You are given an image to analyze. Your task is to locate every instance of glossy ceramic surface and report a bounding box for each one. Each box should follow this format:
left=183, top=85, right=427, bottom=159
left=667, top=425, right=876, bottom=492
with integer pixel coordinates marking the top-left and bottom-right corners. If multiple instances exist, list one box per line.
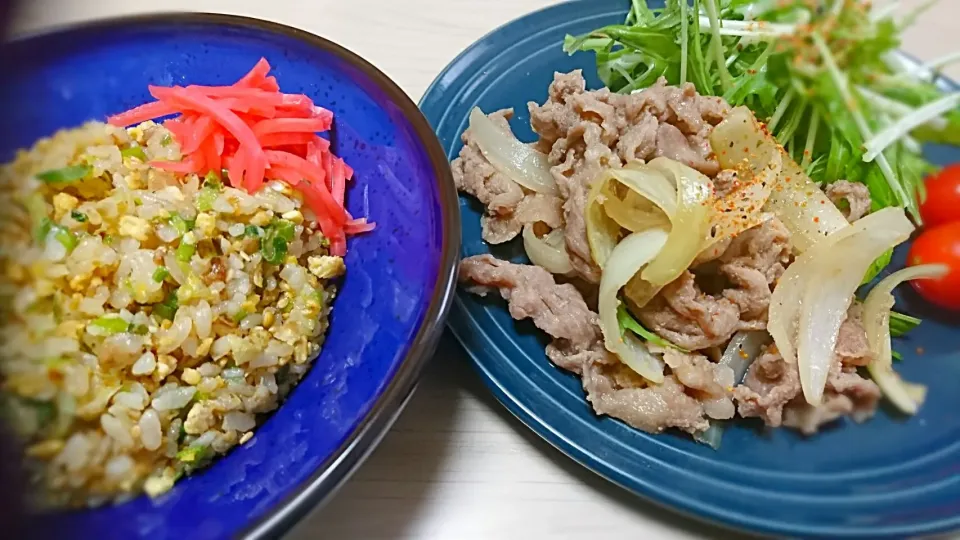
left=1, top=13, right=459, bottom=540
left=420, top=1, right=960, bottom=537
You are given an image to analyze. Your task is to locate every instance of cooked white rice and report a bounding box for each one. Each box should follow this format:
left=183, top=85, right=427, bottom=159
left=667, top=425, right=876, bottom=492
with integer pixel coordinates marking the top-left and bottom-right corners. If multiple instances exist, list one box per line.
left=0, top=121, right=343, bottom=507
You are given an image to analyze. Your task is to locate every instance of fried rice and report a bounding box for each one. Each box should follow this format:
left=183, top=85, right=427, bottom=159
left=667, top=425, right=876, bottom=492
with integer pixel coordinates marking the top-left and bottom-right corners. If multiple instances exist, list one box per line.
left=0, top=120, right=343, bottom=507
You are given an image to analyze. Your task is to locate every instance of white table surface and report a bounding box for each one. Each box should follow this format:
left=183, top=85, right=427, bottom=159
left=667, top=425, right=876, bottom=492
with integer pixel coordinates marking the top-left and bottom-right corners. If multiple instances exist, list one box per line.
left=10, top=1, right=960, bottom=539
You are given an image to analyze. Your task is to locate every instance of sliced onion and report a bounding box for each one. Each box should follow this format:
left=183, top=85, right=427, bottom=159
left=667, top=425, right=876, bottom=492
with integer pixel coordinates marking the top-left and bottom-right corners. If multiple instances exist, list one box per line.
left=720, top=331, right=771, bottom=382
left=695, top=330, right=771, bottom=450
left=769, top=208, right=914, bottom=406
left=693, top=424, right=724, bottom=449
left=522, top=224, right=573, bottom=275
left=602, top=187, right=671, bottom=232
left=769, top=217, right=869, bottom=385
left=765, top=157, right=849, bottom=253
left=586, top=159, right=714, bottom=309
left=708, top=107, right=784, bottom=246
left=639, top=158, right=714, bottom=286
left=862, top=264, right=947, bottom=414
left=585, top=177, right=625, bottom=269
left=709, top=106, right=846, bottom=253
left=585, top=162, right=676, bottom=269
left=608, top=163, right=679, bottom=214
left=597, top=228, right=670, bottom=383
left=468, top=107, right=558, bottom=196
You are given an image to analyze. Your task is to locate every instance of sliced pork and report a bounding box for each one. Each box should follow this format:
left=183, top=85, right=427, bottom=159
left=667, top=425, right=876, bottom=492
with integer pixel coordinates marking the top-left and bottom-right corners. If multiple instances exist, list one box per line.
left=825, top=179, right=872, bottom=223
left=636, top=218, right=791, bottom=350
left=734, top=312, right=882, bottom=435
left=459, top=255, right=731, bottom=435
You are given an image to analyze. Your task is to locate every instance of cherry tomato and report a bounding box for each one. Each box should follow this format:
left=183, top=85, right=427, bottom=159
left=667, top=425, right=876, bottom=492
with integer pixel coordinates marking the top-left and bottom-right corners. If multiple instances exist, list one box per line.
left=908, top=221, right=960, bottom=310
left=919, top=163, right=960, bottom=228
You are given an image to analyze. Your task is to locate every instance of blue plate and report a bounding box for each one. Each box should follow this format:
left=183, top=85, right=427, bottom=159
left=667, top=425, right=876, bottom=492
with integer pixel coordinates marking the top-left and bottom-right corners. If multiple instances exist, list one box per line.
left=1, top=13, right=459, bottom=540
left=420, top=1, right=960, bottom=537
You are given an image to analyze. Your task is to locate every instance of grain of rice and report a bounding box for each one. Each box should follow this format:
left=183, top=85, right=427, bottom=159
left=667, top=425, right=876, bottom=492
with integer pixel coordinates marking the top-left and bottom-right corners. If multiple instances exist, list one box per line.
left=131, top=352, right=157, bottom=375
left=100, top=414, right=134, bottom=448
left=222, top=411, right=256, bottom=433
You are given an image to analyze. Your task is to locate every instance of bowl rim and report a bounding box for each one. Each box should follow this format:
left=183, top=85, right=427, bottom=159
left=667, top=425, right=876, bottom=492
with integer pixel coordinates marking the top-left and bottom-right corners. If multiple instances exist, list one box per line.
left=5, top=11, right=461, bottom=539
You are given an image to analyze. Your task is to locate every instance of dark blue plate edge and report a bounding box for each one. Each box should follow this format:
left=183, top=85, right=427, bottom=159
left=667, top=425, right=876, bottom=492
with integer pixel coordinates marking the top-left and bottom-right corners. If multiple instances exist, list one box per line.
left=7, top=12, right=462, bottom=540
left=420, top=1, right=960, bottom=538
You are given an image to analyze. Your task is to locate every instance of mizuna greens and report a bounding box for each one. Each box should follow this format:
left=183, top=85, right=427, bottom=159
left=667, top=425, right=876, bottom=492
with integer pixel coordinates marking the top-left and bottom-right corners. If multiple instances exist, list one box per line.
left=564, top=0, right=960, bottom=228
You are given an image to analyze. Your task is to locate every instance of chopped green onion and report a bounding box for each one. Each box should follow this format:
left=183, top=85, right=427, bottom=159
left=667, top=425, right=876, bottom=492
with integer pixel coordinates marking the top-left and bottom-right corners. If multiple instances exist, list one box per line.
left=244, top=225, right=264, bottom=238
left=54, top=227, right=78, bottom=252
left=175, top=444, right=210, bottom=464
left=892, top=350, right=904, bottom=362
left=168, top=214, right=192, bottom=235
left=70, top=210, right=88, bottom=223
left=308, top=287, right=325, bottom=306
left=130, top=324, right=149, bottom=335
left=37, top=217, right=78, bottom=252
left=261, top=235, right=288, bottom=265
left=176, top=242, right=196, bottom=263
left=120, top=145, right=147, bottom=162
left=273, top=219, right=296, bottom=242
left=36, top=217, right=54, bottom=244
left=153, top=291, right=179, bottom=320
left=152, top=267, right=170, bottom=283
left=161, top=134, right=173, bottom=147
left=232, top=310, right=249, bottom=323
left=36, top=165, right=91, bottom=184
left=90, top=315, right=130, bottom=335
left=196, top=173, right=223, bottom=211
left=202, top=170, right=223, bottom=189
left=196, top=189, right=218, bottom=212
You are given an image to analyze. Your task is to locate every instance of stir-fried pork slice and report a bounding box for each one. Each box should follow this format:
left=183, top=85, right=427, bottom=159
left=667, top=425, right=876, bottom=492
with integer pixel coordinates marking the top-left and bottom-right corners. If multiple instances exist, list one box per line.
left=825, top=180, right=872, bottom=223
left=734, top=307, right=882, bottom=434
left=637, top=271, right=745, bottom=350
left=637, top=218, right=792, bottom=349
left=459, top=254, right=599, bottom=373
left=582, top=366, right=710, bottom=434
left=459, top=255, right=727, bottom=434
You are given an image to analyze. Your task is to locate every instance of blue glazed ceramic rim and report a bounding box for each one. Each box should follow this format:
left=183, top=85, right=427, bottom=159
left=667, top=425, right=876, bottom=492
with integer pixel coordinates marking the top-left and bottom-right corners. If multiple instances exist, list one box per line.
left=421, top=1, right=960, bottom=538
left=8, top=12, right=461, bottom=540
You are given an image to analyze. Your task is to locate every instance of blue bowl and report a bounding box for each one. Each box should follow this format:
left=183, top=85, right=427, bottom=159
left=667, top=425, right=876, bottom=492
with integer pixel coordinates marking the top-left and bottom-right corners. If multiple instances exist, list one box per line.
left=421, top=0, right=960, bottom=537
left=0, top=13, right=459, bottom=540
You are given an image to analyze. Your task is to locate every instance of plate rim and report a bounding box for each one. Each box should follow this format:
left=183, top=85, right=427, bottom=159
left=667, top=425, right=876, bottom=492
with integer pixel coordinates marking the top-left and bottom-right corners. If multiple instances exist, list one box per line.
left=5, top=12, right=462, bottom=540
left=420, top=1, right=960, bottom=538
